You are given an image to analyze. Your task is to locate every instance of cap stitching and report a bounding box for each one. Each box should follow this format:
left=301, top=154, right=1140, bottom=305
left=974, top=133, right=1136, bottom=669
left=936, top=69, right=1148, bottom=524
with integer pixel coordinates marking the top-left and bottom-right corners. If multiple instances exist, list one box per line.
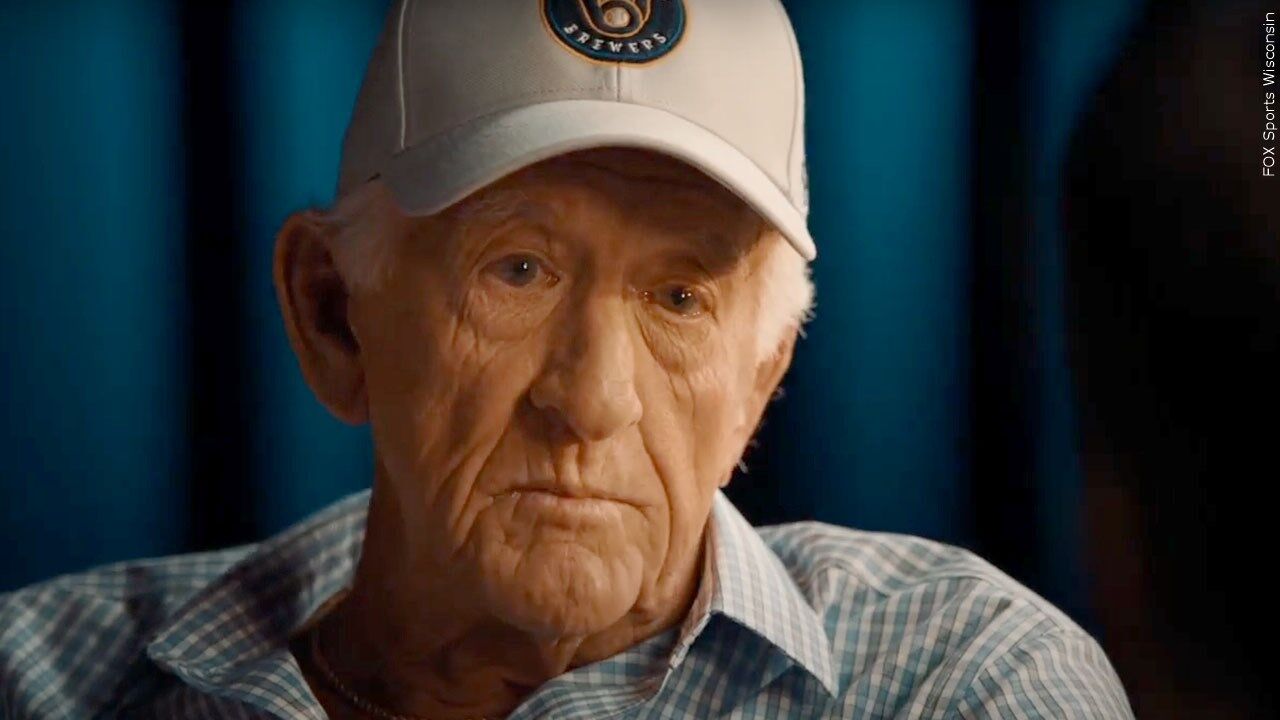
left=396, top=0, right=412, bottom=150
left=768, top=0, right=802, bottom=205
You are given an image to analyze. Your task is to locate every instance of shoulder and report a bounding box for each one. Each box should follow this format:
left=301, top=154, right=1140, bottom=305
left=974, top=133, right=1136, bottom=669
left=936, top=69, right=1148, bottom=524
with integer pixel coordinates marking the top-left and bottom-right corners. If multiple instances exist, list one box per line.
left=0, top=546, right=252, bottom=717
left=758, top=521, right=1133, bottom=717
left=761, top=521, right=1023, bottom=589
left=759, top=520, right=1075, bottom=624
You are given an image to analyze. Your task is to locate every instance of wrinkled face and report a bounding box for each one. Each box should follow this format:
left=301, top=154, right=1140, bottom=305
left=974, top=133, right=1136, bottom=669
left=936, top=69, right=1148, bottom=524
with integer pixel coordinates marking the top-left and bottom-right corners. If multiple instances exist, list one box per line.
left=348, top=149, right=787, bottom=638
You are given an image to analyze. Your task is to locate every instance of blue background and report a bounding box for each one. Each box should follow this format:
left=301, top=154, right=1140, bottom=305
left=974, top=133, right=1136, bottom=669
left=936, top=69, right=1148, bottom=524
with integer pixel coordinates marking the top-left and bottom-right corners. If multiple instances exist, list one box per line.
left=0, top=0, right=1140, bottom=638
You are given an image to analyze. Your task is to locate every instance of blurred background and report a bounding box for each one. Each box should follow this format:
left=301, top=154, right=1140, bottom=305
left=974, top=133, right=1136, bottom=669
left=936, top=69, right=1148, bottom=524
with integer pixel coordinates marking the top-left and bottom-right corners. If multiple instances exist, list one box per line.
left=2, top=0, right=1274, bottom=714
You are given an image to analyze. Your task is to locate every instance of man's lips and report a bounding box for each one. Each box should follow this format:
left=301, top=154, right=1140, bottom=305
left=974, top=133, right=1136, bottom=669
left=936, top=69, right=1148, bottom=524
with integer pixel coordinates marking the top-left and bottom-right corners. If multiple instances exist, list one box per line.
left=494, top=482, right=641, bottom=509
left=499, top=483, right=618, bottom=502
left=490, top=486, right=633, bottom=524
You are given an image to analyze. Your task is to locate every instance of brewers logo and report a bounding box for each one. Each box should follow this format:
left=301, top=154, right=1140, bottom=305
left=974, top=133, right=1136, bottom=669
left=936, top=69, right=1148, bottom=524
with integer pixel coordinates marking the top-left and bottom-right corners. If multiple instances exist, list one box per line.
left=544, top=0, right=686, bottom=64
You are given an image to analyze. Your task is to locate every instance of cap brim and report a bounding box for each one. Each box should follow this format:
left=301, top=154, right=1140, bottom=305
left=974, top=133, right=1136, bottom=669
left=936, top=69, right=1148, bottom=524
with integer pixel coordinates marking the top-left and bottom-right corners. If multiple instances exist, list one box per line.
left=380, top=99, right=816, bottom=261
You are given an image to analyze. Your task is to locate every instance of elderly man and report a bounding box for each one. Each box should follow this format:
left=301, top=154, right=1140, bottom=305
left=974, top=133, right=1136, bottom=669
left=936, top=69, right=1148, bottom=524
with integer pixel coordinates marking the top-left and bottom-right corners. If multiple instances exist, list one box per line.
left=0, top=1, right=1131, bottom=718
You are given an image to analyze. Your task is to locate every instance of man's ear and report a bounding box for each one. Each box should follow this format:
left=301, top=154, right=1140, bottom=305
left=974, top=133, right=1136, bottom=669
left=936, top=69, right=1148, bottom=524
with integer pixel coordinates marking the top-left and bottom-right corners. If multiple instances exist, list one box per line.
left=273, top=211, right=369, bottom=425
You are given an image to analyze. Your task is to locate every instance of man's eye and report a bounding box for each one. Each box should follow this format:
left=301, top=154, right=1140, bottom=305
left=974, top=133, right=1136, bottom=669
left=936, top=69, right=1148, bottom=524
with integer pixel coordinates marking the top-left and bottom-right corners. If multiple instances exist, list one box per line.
left=645, top=284, right=706, bottom=317
left=485, top=254, right=554, bottom=288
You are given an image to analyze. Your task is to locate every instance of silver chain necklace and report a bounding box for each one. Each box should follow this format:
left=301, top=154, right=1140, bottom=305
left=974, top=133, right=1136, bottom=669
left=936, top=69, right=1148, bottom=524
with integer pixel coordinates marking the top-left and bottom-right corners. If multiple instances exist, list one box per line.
left=308, top=628, right=493, bottom=720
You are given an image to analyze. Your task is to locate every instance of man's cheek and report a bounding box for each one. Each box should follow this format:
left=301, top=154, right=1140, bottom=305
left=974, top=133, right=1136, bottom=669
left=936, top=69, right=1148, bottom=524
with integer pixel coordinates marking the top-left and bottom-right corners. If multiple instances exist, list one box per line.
left=408, top=326, right=523, bottom=450
left=688, top=382, right=747, bottom=486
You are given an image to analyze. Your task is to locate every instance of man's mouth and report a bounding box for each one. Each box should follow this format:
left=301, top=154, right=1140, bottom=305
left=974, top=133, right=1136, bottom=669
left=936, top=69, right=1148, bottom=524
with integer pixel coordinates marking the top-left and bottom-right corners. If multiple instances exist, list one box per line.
left=499, top=481, right=627, bottom=503
left=494, top=482, right=639, bottom=519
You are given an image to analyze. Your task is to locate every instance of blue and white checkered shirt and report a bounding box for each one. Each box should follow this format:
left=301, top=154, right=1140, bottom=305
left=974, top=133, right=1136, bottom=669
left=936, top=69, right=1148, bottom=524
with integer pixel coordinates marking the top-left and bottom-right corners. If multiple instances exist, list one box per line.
left=0, top=491, right=1132, bottom=718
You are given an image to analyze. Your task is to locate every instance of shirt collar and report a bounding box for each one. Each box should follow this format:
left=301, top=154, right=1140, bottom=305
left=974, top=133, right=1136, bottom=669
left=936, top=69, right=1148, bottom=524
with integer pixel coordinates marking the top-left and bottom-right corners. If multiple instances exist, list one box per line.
left=146, top=492, right=368, bottom=719
left=672, top=492, right=838, bottom=697
left=147, top=489, right=836, bottom=711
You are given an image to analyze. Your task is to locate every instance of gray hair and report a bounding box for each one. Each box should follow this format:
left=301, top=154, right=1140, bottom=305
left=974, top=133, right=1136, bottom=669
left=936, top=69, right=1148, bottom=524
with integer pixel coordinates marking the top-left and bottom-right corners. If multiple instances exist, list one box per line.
left=316, top=180, right=814, bottom=362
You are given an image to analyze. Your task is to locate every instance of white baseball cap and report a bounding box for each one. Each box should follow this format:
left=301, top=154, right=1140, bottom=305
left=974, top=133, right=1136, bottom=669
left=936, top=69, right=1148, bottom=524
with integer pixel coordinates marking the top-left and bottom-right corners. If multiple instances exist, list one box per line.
left=339, top=0, right=815, bottom=260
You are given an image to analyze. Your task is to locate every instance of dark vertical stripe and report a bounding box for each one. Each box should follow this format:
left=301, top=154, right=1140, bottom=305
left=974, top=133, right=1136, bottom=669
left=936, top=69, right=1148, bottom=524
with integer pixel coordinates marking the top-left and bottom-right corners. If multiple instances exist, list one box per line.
left=969, top=0, right=1041, bottom=586
left=180, top=2, right=256, bottom=550
left=1027, top=0, right=1143, bottom=629
left=233, top=0, right=384, bottom=535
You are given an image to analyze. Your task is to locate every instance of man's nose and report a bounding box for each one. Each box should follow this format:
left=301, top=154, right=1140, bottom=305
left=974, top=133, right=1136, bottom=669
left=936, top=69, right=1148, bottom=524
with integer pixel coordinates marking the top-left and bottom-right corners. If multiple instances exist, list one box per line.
left=528, top=297, right=643, bottom=443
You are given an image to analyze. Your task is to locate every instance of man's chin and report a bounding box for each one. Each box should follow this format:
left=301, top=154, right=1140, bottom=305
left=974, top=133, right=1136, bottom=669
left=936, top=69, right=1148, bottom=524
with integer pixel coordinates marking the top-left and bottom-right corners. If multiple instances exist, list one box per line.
left=476, top=540, right=645, bottom=638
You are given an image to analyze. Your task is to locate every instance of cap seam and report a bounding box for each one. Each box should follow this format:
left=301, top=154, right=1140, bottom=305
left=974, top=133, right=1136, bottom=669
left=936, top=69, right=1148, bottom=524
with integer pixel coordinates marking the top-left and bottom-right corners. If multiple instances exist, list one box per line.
left=396, top=0, right=412, bottom=150
left=767, top=0, right=802, bottom=204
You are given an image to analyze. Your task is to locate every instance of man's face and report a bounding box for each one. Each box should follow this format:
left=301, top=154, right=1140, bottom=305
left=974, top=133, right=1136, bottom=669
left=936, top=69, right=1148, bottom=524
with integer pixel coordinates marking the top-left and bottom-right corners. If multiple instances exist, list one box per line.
left=346, top=148, right=787, bottom=638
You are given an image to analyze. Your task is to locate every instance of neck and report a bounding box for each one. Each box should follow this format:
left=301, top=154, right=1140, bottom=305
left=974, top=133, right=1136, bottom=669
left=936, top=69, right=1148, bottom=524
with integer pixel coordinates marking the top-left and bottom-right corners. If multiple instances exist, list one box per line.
left=310, top=479, right=705, bottom=720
